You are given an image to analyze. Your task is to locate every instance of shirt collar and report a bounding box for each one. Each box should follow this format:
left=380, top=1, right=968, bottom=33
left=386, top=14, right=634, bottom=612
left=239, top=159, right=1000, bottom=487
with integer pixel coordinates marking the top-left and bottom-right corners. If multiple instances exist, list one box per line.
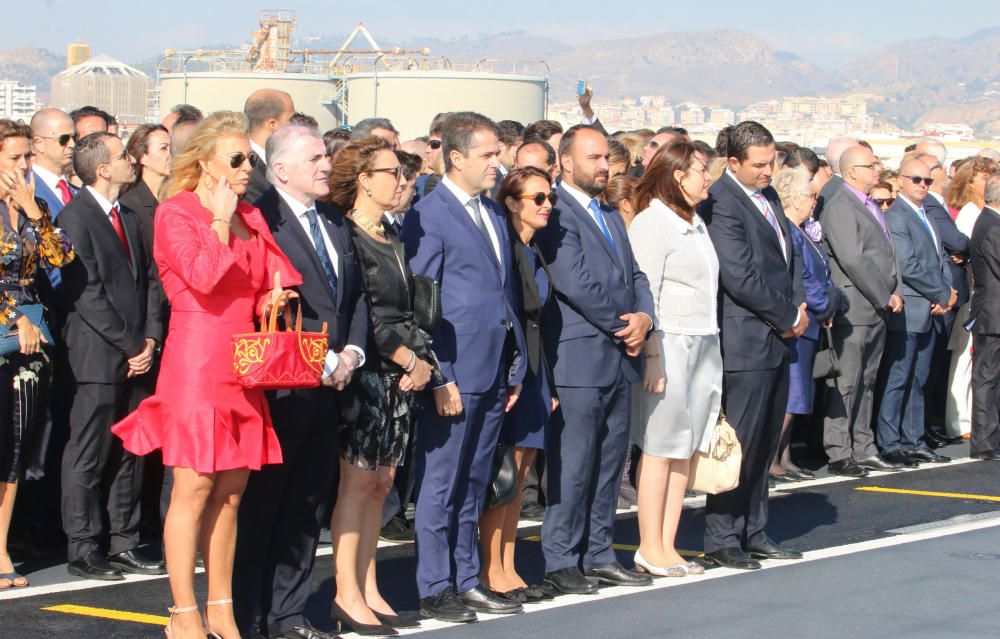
left=725, top=168, right=761, bottom=199
left=842, top=182, right=873, bottom=206
left=85, top=186, right=115, bottom=215
left=928, top=191, right=945, bottom=206
left=560, top=180, right=598, bottom=211
left=897, top=194, right=922, bottom=214
left=441, top=175, right=481, bottom=207
left=650, top=198, right=703, bottom=234
left=275, top=186, right=315, bottom=218
left=32, top=164, right=64, bottom=192
left=250, top=140, right=267, bottom=164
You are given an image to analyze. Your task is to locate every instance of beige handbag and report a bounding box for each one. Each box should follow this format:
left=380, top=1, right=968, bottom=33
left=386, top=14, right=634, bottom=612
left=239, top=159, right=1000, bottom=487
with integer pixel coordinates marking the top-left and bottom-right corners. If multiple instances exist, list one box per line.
left=687, top=413, right=742, bottom=495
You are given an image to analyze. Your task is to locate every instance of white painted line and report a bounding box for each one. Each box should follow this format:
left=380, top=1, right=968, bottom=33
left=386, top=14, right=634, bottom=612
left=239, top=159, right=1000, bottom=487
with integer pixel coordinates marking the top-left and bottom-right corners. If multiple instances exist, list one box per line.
left=368, top=511, right=1000, bottom=637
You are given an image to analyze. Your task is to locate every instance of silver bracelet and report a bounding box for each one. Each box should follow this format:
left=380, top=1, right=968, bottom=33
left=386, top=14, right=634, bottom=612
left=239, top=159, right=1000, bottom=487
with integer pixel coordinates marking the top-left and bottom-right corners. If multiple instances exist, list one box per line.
left=403, top=349, right=417, bottom=372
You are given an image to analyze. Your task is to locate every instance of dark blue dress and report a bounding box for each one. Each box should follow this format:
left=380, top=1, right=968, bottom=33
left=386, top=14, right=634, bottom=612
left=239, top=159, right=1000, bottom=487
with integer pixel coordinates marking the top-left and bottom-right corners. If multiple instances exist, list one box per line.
left=500, top=245, right=552, bottom=450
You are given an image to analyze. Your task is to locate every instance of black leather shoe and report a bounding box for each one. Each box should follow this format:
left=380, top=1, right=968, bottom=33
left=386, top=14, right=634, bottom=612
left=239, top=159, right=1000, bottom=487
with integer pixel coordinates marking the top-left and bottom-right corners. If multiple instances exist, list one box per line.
left=372, top=611, right=421, bottom=629
left=329, top=601, right=397, bottom=636
left=785, top=467, right=815, bottom=480
left=458, top=584, right=522, bottom=615
left=768, top=471, right=799, bottom=483
left=883, top=450, right=919, bottom=467
left=973, top=451, right=1000, bottom=461
left=745, top=538, right=803, bottom=560
left=543, top=567, right=599, bottom=595
left=585, top=562, right=652, bottom=587
left=855, top=455, right=903, bottom=472
left=419, top=588, right=476, bottom=623
left=108, top=550, right=166, bottom=575
left=67, top=551, right=124, bottom=581
left=519, top=500, right=546, bottom=522
left=378, top=516, right=415, bottom=543
left=278, top=622, right=341, bottom=639
left=702, top=548, right=760, bottom=570
left=521, top=584, right=552, bottom=602
left=908, top=448, right=951, bottom=463
left=828, top=459, right=869, bottom=477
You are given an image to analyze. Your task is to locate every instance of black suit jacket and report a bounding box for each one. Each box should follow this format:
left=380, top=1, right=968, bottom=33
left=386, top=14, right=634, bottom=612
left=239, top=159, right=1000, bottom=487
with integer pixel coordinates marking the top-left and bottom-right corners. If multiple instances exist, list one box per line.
left=924, top=194, right=970, bottom=307
left=813, top=174, right=843, bottom=222
left=119, top=180, right=158, bottom=259
left=701, top=171, right=802, bottom=372
left=244, top=159, right=270, bottom=205
left=58, top=188, right=165, bottom=383
left=255, top=187, right=368, bottom=363
left=970, top=206, right=1000, bottom=335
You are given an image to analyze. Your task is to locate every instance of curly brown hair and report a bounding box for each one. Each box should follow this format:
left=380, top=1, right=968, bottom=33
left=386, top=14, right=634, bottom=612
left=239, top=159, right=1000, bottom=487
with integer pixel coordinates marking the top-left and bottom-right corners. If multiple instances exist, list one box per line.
left=325, top=136, right=393, bottom=210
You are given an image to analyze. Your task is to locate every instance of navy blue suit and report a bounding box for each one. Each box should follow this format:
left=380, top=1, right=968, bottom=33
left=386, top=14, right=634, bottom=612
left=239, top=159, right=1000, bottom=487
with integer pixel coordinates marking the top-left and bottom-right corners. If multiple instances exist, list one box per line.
left=701, top=171, right=801, bottom=553
left=535, top=182, right=654, bottom=572
left=402, top=181, right=526, bottom=598
left=877, top=198, right=952, bottom=455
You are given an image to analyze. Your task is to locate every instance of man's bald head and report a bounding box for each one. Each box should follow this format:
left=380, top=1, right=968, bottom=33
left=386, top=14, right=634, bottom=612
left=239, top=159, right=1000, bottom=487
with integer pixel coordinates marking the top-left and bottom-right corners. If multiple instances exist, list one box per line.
left=898, top=157, right=932, bottom=205
left=840, top=146, right=879, bottom=193
left=244, top=89, right=295, bottom=142
left=29, top=108, right=76, bottom=174
left=917, top=153, right=947, bottom=194
left=825, top=136, right=860, bottom=176
left=30, top=108, right=72, bottom=135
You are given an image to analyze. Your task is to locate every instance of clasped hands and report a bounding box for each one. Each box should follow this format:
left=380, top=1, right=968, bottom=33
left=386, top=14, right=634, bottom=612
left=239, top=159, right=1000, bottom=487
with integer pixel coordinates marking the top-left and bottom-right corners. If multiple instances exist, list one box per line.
left=616, top=312, right=653, bottom=357
left=931, top=288, right=959, bottom=316
left=780, top=303, right=810, bottom=339
left=127, top=338, right=157, bottom=378
left=321, top=349, right=358, bottom=390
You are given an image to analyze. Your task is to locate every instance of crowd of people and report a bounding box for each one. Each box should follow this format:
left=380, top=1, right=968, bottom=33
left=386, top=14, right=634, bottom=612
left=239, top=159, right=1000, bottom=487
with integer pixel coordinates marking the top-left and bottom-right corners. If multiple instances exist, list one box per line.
left=0, top=88, right=998, bottom=639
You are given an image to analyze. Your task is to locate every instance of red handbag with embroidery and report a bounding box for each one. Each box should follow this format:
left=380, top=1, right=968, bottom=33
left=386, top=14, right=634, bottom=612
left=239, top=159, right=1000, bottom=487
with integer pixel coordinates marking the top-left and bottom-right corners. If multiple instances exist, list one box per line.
left=232, top=292, right=328, bottom=390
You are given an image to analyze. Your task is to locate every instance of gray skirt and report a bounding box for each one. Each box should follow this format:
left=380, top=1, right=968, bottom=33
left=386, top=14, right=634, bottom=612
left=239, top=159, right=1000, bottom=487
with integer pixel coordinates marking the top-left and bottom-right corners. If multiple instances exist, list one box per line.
left=632, top=332, right=722, bottom=459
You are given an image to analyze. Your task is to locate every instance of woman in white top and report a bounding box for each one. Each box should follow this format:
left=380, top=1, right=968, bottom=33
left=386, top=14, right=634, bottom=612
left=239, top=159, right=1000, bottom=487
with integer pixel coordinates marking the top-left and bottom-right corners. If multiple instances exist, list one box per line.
left=947, top=156, right=998, bottom=438
left=627, top=141, right=721, bottom=577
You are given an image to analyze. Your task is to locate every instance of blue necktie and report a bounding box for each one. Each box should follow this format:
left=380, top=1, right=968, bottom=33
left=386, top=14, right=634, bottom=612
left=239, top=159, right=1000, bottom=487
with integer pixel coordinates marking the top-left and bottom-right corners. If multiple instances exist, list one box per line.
left=915, top=206, right=938, bottom=249
left=588, top=199, right=616, bottom=252
left=304, top=208, right=338, bottom=299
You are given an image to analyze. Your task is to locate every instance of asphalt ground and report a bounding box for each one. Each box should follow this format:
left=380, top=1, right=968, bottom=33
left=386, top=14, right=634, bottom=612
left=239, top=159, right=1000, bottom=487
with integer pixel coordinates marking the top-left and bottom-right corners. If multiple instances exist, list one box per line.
left=3, top=440, right=999, bottom=638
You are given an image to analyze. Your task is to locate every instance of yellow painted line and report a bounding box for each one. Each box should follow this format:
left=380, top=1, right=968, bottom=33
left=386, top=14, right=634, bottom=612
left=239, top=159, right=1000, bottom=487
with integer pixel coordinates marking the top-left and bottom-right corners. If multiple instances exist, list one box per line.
left=42, top=604, right=168, bottom=626
left=520, top=535, right=703, bottom=557
left=856, top=486, right=1000, bottom=503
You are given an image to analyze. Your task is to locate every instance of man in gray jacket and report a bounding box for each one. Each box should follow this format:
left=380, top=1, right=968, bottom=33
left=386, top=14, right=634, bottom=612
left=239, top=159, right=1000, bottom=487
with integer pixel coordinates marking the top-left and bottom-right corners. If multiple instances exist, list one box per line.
left=821, top=146, right=904, bottom=477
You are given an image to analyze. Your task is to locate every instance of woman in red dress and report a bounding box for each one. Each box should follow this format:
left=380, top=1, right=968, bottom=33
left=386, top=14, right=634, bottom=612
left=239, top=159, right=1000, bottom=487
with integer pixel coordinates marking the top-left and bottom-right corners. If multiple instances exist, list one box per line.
left=112, top=111, right=301, bottom=639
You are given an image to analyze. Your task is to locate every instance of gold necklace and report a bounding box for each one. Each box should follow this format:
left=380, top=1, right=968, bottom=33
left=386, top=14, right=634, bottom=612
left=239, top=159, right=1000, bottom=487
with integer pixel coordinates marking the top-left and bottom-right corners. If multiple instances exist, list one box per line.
left=349, top=208, right=385, bottom=236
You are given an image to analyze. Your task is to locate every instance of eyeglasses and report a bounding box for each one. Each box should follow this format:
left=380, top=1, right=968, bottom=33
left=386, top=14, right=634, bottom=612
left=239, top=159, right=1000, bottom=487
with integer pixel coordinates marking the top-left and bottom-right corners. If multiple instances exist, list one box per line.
left=873, top=197, right=895, bottom=207
left=852, top=164, right=878, bottom=171
left=902, top=175, right=934, bottom=186
left=519, top=192, right=558, bottom=206
left=369, top=166, right=403, bottom=180
left=926, top=163, right=942, bottom=172
left=217, top=151, right=258, bottom=169
left=112, top=148, right=131, bottom=163
left=428, top=139, right=442, bottom=150
left=39, top=134, right=74, bottom=147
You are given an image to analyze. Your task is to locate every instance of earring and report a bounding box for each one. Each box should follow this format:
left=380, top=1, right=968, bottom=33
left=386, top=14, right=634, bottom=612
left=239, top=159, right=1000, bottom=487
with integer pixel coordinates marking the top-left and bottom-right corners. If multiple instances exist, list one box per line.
left=365, top=188, right=372, bottom=198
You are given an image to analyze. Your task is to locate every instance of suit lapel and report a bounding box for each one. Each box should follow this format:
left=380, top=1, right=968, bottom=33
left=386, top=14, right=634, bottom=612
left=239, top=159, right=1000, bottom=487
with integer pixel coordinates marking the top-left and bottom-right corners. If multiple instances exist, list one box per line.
left=440, top=188, right=501, bottom=272
left=558, top=183, right=619, bottom=265
left=32, top=172, right=63, bottom=218
left=79, top=189, right=133, bottom=270
left=272, top=191, right=338, bottom=306
left=119, top=206, right=141, bottom=279
left=722, top=173, right=785, bottom=258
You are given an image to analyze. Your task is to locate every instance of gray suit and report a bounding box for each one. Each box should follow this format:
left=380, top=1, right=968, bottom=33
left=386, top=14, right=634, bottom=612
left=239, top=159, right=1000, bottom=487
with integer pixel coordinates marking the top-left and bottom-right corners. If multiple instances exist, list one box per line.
left=820, top=182, right=901, bottom=463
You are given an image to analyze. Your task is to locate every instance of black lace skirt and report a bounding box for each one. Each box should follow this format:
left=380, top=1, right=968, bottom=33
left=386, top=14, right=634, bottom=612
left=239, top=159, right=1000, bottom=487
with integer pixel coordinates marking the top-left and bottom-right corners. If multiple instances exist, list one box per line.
left=339, top=369, right=416, bottom=470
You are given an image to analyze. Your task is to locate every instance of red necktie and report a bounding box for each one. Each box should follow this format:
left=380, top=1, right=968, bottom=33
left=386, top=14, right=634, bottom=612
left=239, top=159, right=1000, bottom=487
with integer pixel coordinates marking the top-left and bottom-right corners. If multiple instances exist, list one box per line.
left=56, top=179, right=73, bottom=205
left=109, top=204, right=131, bottom=261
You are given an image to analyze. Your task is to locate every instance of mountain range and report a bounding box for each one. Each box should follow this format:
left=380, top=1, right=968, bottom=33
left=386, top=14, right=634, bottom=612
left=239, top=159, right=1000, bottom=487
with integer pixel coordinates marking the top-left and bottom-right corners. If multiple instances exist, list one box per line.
left=2, top=27, right=998, bottom=135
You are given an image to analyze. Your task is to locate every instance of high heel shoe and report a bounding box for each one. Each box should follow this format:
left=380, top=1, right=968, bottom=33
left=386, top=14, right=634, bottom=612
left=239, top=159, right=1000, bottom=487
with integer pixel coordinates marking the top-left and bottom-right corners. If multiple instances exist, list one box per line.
left=633, top=550, right=686, bottom=577
left=165, top=605, right=199, bottom=638
left=201, top=598, right=232, bottom=639
left=330, top=600, right=398, bottom=636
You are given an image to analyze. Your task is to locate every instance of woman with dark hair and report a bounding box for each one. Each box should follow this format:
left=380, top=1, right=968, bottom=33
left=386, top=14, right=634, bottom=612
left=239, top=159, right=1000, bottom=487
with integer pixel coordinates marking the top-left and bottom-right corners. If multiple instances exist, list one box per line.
left=121, top=124, right=171, bottom=261
left=0, top=119, right=75, bottom=590
left=478, top=166, right=557, bottom=602
left=628, top=141, right=720, bottom=576
left=325, top=136, right=435, bottom=635
left=782, top=146, right=820, bottom=180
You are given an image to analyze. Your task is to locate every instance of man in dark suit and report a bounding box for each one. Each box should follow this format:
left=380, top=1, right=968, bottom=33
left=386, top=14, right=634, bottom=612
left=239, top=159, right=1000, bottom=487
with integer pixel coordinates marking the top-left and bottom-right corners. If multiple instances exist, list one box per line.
left=233, top=126, right=367, bottom=639
left=403, top=112, right=527, bottom=622
left=813, top=136, right=858, bottom=221
left=243, top=88, right=295, bottom=203
left=969, top=176, right=1000, bottom=461
left=58, top=132, right=165, bottom=580
left=918, top=153, right=970, bottom=435
left=535, top=125, right=655, bottom=591
left=821, top=145, right=905, bottom=477
left=876, top=159, right=956, bottom=466
left=700, top=121, right=807, bottom=570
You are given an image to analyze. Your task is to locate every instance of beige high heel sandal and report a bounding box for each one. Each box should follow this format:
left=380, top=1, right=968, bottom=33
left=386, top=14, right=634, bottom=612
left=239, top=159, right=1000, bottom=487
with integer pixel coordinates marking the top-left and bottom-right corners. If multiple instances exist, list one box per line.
left=165, top=605, right=200, bottom=638
left=202, top=598, right=233, bottom=639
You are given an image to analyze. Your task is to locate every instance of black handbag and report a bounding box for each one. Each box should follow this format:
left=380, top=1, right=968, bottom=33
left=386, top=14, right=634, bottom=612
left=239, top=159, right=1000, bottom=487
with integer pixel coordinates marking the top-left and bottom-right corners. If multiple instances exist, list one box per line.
left=486, top=444, right=517, bottom=509
left=812, top=326, right=841, bottom=380
left=413, top=274, right=441, bottom=333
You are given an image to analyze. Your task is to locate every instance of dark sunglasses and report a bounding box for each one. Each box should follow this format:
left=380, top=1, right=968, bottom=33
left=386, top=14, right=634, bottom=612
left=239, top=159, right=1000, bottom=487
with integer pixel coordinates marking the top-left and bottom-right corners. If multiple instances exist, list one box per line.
left=873, top=197, right=895, bottom=207
left=219, top=151, right=258, bottom=169
left=41, top=134, right=74, bottom=147
left=369, top=166, right=404, bottom=180
left=428, top=139, right=442, bottom=150
left=520, top=192, right=558, bottom=206
left=902, top=175, right=934, bottom=186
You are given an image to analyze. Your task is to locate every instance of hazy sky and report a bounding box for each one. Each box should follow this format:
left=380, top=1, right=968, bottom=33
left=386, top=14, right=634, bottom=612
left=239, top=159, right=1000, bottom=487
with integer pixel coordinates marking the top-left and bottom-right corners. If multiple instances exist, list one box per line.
left=8, top=0, right=998, bottom=69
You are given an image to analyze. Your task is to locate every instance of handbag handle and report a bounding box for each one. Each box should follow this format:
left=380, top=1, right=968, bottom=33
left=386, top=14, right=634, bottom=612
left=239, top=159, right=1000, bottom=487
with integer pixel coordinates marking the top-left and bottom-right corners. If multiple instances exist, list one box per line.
left=262, top=292, right=328, bottom=336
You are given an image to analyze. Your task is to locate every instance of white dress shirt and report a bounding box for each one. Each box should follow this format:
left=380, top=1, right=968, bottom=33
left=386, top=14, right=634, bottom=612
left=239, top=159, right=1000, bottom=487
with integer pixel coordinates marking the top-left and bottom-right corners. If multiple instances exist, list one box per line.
left=440, top=175, right=502, bottom=263
left=84, top=185, right=117, bottom=220
left=250, top=140, right=267, bottom=165
left=560, top=180, right=608, bottom=236
left=897, top=194, right=939, bottom=250
left=274, top=187, right=365, bottom=377
left=33, top=163, right=66, bottom=197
